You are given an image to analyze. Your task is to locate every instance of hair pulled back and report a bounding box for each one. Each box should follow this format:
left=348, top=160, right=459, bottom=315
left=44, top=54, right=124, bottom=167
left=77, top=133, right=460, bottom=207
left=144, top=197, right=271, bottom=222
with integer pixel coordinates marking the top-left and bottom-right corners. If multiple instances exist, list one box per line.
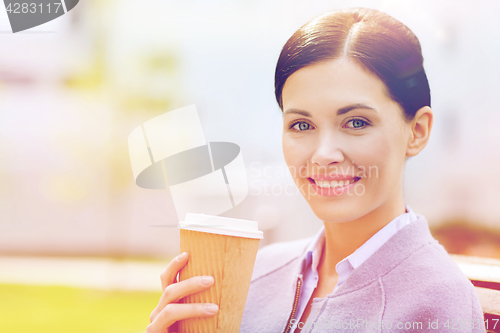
left=275, top=8, right=431, bottom=122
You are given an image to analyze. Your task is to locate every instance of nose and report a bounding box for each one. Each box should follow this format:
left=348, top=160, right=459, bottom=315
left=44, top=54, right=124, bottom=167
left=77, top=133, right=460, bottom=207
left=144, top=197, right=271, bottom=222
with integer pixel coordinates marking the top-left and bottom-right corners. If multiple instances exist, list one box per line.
left=310, top=132, right=345, bottom=166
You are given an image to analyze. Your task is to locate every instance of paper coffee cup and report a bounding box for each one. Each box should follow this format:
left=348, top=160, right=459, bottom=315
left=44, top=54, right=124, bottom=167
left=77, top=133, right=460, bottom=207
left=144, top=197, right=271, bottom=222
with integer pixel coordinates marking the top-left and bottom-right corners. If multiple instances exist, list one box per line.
left=178, top=214, right=263, bottom=333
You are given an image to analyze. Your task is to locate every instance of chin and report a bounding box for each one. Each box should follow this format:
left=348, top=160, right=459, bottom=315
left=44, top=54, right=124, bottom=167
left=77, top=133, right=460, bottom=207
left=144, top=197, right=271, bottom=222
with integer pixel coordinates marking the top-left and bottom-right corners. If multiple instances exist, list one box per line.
left=308, top=201, right=366, bottom=223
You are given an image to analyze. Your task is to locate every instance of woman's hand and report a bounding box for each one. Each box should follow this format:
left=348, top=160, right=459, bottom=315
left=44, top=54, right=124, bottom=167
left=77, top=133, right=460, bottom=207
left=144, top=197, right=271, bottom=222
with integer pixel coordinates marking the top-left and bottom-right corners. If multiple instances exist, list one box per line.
left=147, top=252, right=219, bottom=333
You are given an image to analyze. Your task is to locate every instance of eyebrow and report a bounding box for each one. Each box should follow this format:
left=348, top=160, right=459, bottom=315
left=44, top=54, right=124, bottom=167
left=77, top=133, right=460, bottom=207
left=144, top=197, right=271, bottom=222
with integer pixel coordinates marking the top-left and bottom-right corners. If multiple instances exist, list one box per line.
left=283, top=103, right=377, bottom=117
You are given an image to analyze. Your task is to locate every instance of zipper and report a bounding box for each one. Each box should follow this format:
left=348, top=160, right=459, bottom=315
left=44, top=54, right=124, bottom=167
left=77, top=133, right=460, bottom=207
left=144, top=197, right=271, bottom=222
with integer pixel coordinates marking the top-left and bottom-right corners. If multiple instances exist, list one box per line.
left=283, top=275, right=303, bottom=333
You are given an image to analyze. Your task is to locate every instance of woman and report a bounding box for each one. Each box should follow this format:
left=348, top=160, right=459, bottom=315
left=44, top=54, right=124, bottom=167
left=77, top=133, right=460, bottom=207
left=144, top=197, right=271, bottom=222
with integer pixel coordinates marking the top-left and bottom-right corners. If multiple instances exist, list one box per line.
left=147, top=8, right=485, bottom=333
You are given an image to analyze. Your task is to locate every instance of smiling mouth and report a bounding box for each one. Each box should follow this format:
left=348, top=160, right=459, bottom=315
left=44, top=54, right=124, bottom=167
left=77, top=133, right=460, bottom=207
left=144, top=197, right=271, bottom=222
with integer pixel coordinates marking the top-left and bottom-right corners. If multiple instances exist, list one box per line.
left=308, top=177, right=361, bottom=189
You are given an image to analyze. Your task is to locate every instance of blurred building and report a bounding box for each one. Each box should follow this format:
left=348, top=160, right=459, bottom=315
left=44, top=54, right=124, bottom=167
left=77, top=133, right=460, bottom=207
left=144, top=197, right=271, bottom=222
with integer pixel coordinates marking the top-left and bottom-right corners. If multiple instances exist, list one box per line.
left=0, top=0, right=499, bottom=259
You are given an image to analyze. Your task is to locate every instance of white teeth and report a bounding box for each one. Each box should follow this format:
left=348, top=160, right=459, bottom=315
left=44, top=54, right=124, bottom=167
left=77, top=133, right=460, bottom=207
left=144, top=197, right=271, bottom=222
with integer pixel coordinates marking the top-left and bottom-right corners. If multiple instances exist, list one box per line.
left=314, top=178, right=357, bottom=188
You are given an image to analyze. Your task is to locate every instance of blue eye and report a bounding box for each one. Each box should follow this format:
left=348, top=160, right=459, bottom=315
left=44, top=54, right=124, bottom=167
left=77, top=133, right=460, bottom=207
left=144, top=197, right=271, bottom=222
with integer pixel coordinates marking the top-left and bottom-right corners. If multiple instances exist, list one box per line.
left=346, top=118, right=369, bottom=129
left=292, top=122, right=311, bottom=131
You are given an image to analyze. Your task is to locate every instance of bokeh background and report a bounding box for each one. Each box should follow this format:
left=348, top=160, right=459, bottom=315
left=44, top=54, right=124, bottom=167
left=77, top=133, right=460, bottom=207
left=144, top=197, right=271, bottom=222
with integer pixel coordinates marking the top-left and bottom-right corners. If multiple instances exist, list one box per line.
left=1, top=0, right=499, bottom=332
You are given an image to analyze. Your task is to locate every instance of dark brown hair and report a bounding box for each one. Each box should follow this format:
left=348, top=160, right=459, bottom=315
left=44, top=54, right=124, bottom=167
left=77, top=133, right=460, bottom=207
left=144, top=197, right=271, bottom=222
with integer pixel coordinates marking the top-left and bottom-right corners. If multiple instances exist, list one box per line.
left=275, top=7, right=431, bottom=122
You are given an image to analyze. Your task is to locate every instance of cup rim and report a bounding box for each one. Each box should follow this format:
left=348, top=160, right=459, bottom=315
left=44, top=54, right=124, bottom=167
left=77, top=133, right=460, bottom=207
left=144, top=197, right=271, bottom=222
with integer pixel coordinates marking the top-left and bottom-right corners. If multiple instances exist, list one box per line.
left=179, top=213, right=264, bottom=239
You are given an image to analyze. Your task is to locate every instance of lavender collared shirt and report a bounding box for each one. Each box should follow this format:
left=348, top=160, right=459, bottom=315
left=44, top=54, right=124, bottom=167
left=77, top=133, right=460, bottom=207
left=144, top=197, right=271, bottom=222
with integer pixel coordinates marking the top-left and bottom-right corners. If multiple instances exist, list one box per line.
left=294, top=204, right=418, bottom=322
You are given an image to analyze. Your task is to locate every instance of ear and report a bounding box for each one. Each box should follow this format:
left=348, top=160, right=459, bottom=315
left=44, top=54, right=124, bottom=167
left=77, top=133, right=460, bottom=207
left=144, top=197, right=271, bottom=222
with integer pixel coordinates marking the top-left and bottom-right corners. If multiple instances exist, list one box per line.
left=406, top=106, right=433, bottom=157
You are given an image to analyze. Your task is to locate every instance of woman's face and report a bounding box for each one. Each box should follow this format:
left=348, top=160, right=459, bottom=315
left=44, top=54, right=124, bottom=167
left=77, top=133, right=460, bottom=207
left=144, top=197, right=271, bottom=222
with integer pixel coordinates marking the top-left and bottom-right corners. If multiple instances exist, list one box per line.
left=282, top=58, right=413, bottom=223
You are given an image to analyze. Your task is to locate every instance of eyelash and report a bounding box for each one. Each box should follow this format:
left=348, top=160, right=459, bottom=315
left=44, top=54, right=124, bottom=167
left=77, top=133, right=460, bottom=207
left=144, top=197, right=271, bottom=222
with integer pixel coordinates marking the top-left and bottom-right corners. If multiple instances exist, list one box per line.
left=289, top=117, right=370, bottom=132
left=345, top=117, right=370, bottom=129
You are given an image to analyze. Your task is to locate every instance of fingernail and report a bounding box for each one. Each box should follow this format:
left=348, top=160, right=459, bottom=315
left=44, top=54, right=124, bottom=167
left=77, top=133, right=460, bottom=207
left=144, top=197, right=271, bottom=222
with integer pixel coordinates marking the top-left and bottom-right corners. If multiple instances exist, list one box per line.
left=176, top=252, right=187, bottom=261
left=200, top=276, right=214, bottom=286
left=205, top=304, right=218, bottom=314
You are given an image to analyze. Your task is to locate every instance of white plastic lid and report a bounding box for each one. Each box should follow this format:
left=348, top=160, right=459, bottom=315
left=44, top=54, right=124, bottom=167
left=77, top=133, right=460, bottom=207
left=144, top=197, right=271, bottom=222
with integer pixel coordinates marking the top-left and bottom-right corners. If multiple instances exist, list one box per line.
left=179, top=213, right=263, bottom=239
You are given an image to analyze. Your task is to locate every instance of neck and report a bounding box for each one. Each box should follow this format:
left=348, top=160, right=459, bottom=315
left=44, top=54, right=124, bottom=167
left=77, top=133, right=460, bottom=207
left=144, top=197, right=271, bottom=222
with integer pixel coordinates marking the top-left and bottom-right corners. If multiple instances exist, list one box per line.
left=319, top=196, right=407, bottom=276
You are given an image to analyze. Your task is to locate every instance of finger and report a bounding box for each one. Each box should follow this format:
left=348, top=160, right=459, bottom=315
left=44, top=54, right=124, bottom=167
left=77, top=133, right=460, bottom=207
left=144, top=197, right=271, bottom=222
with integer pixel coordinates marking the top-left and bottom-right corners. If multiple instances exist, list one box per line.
left=167, top=320, right=179, bottom=333
left=147, top=303, right=219, bottom=333
left=150, top=275, right=214, bottom=322
left=160, top=252, right=189, bottom=292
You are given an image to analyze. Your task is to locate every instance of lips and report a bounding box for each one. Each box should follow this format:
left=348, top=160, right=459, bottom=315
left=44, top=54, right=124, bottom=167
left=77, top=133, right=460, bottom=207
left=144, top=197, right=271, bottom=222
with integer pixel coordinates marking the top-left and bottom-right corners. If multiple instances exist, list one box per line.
left=309, top=177, right=361, bottom=189
left=308, top=173, right=359, bottom=180
left=308, top=176, right=361, bottom=187
left=302, top=175, right=361, bottom=198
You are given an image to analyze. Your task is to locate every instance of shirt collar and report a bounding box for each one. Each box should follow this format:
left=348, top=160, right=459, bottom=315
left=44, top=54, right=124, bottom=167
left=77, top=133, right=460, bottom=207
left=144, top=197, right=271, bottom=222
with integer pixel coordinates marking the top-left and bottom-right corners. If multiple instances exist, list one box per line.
left=347, top=205, right=417, bottom=269
left=301, top=204, right=418, bottom=275
left=301, top=223, right=325, bottom=273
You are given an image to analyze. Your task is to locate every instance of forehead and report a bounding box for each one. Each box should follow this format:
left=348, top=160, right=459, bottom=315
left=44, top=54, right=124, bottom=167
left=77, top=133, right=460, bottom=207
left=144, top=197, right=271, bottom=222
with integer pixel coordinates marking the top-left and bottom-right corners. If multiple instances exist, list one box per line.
left=282, top=58, right=396, bottom=114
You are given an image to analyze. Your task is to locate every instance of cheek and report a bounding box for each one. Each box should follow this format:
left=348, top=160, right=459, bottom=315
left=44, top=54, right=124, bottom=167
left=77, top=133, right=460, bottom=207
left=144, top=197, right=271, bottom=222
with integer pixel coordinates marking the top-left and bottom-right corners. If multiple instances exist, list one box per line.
left=348, top=134, right=393, bottom=179
left=282, top=136, right=305, bottom=166
left=357, top=130, right=407, bottom=181
left=282, top=135, right=291, bottom=163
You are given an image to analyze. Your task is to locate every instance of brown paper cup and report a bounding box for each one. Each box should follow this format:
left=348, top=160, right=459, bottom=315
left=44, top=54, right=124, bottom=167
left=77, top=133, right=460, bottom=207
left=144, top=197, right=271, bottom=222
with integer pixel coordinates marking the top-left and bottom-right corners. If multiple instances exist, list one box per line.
left=178, top=214, right=263, bottom=333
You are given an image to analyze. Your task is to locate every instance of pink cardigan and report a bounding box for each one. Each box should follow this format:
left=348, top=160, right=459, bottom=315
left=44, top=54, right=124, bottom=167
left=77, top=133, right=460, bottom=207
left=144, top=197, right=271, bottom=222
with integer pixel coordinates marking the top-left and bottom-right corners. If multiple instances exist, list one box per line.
left=240, top=215, right=485, bottom=333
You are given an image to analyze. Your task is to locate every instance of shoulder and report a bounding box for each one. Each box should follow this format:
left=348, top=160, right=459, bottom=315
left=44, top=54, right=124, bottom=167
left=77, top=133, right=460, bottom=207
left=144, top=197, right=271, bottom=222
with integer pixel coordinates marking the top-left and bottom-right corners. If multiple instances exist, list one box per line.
left=250, top=235, right=314, bottom=281
left=384, top=234, right=474, bottom=296
left=382, top=239, right=484, bottom=331
left=393, top=238, right=472, bottom=289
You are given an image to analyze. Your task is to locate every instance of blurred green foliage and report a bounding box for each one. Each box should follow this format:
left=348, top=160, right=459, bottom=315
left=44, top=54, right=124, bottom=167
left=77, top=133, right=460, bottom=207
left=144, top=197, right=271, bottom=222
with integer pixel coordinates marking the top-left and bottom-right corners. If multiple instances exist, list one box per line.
left=0, top=284, right=161, bottom=333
